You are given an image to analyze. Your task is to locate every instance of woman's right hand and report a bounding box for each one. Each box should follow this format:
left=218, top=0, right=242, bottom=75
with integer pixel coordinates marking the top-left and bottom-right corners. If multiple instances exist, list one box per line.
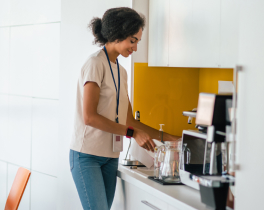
left=133, top=128, right=156, bottom=152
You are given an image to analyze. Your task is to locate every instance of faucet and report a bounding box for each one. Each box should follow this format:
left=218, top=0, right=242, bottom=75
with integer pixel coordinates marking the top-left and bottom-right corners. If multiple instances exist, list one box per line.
left=188, top=116, right=193, bottom=124
left=187, top=108, right=197, bottom=124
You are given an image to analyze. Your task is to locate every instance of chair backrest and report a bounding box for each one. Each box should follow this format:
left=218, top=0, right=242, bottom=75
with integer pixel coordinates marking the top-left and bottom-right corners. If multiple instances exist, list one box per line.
left=5, top=167, right=31, bottom=210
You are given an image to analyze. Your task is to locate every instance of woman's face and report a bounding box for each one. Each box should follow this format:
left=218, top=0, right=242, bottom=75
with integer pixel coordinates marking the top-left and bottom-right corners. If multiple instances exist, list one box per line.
left=115, top=28, right=143, bottom=57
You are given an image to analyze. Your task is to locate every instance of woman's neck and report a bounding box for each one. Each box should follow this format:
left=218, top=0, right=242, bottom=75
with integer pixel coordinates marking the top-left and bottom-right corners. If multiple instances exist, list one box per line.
left=104, top=43, right=120, bottom=64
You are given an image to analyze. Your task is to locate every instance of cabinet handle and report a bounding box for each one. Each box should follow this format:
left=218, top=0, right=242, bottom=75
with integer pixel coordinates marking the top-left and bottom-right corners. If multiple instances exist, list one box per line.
left=141, top=200, right=162, bottom=210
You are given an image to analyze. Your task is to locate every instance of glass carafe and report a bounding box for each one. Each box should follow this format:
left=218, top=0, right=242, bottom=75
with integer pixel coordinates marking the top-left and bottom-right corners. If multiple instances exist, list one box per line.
left=160, top=141, right=182, bottom=183
left=154, top=145, right=165, bottom=179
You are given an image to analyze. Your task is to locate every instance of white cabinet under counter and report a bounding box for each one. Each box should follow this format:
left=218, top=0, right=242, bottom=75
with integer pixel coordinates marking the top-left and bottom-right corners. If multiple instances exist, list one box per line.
left=111, top=165, right=213, bottom=210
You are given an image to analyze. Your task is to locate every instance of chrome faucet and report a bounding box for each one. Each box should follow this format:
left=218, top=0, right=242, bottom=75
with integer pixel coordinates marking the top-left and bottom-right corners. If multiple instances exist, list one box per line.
left=188, top=116, right=193, bottom=124
left=187, top=108, right=197, bottom=124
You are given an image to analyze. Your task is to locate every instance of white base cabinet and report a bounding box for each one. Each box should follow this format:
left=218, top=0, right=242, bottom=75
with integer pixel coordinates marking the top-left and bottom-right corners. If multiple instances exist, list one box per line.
left=112, top=178, right=181, bottom=210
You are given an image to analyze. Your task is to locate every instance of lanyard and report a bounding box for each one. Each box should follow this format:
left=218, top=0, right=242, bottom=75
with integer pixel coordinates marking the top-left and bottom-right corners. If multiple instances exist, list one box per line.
left=103, top=46, right=120, bottom=123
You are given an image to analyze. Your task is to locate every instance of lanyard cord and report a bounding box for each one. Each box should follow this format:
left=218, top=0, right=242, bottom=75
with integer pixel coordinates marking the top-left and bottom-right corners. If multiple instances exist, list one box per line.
left=103, top=46, right=120, bottom=123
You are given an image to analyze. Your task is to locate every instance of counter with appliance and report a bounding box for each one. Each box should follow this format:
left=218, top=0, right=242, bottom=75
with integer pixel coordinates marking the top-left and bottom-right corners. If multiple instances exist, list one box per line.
left=113, top=93, right=235, bottom=210
left=115, top=165, right=232, bottom=210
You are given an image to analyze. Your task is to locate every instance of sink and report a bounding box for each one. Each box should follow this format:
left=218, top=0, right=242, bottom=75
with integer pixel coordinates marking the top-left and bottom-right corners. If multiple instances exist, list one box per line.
left=120, top=165, right=155, bottom=178
left=134, top=167, right=155, bottom=177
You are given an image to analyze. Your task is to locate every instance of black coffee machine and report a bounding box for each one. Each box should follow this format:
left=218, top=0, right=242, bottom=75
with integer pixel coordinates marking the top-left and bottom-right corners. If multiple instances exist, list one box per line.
left=180, top=93, right=235, bottom=210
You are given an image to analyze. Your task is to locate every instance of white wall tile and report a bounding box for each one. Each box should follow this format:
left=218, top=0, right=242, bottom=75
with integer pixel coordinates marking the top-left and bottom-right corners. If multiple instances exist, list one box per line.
left=32, top=98, right=58, bottom=176
left=0, top=28, right=10, bottom=94
left=0, top=0, right=10, bottom=26
left=9, top=0, right=60, bottom=26
left=9, top=24, right=60, bottom=98
left=0, top=161, right=7, bottom=209
left=9, top=25, right=35, bottom=96
left=7, top=164, right=30, bottom=210
left=0, top=95, right=9, bottom=161
left=7, top=96, right=31, bottom=168
left=31, top=171, right=57, bottom=210
left=31, top=24, right=60, bottom=99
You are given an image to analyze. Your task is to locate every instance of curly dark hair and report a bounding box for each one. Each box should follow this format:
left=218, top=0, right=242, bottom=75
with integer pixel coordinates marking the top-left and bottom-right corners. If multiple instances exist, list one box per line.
left=88, top=7, right=145, bottom=46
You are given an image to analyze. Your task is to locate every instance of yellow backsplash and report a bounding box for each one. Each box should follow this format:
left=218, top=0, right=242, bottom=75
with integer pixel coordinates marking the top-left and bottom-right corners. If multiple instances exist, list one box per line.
left=199, top=68, right=234, bottom=94
left=133, top=63, right=233, bottom=136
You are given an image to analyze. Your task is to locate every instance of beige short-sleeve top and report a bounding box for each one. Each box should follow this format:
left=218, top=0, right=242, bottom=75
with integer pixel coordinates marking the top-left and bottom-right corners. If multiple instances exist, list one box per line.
left=70, top=49, right=129, bottom=158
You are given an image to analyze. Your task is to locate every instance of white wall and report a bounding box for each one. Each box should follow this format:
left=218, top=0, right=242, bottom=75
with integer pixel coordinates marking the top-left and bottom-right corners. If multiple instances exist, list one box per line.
left=0, top=0, right=60, bottom=209
left=235, top=0, right=264, bottom=209
left=58, top=1, right=132, bottom=209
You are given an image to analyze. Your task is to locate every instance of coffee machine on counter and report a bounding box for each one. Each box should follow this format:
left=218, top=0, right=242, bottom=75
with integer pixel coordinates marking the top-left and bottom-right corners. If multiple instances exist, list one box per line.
left=180, top=93, right=235, bottom=210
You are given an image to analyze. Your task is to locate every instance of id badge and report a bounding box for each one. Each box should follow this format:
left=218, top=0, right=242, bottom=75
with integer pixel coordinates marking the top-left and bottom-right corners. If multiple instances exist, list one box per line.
left=113, top=134, right=123, bottom=152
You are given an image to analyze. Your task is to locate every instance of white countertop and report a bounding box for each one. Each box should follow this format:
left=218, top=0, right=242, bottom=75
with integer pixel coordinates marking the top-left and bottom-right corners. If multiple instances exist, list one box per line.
left=117, top=165, right=211, bottom=210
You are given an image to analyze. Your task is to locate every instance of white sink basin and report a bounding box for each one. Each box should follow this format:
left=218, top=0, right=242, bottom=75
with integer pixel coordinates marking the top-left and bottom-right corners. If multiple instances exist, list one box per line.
left=120, top=165, right=155, bottom=178
left=130, top=167, right=155, bottom=178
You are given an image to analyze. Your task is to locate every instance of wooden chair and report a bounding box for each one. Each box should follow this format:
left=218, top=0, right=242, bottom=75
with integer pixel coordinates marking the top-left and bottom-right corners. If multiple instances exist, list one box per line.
left=5, top=167, right=31, bottom=210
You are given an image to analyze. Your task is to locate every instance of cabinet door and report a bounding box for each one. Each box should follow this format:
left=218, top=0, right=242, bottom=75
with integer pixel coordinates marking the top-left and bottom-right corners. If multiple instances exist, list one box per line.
left=169, top=0, right=193, bottom=67
left=122, top=181, right=150, bottom=210
left=150, top=0, right=235, bottom=68
left=219, top=0, right=239, bottom=68
left=168, top=0, right=221, bottom=68
left=148, top=0, right=169, bottom=66
left=191, top=0, right=221, bottom=68
left=113, top=179, right=170, bottom=210
left=168, top=204, right=180, bottom=210
left=143, top=193, right=169, bottom=210
left=235, top=1, right=264, bottom=209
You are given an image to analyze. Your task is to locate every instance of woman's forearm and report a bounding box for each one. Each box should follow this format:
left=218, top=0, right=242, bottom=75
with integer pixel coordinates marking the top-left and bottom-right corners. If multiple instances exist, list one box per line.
left=130, top=120, right=181, bottom=141
left=85, top=113, right=128, bottom=136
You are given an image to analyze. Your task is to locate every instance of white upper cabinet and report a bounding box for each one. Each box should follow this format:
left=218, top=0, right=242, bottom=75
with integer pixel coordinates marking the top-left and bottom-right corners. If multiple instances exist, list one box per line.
left=149, top=0, right=238, bottom=68
left=191, top=0, right=221, bottom=67
left=169, top=0, right=193, bottom=67
left=148, top=0, right=169, bottom=66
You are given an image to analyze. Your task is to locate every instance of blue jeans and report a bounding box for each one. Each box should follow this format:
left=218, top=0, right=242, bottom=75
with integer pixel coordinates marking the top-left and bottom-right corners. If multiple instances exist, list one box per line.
left=69, top=150, right=119, bottom=210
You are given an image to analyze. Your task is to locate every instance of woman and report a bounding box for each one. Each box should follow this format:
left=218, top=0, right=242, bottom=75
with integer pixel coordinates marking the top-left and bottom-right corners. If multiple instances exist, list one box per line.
left=69, top=7, right=180, bottom=210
